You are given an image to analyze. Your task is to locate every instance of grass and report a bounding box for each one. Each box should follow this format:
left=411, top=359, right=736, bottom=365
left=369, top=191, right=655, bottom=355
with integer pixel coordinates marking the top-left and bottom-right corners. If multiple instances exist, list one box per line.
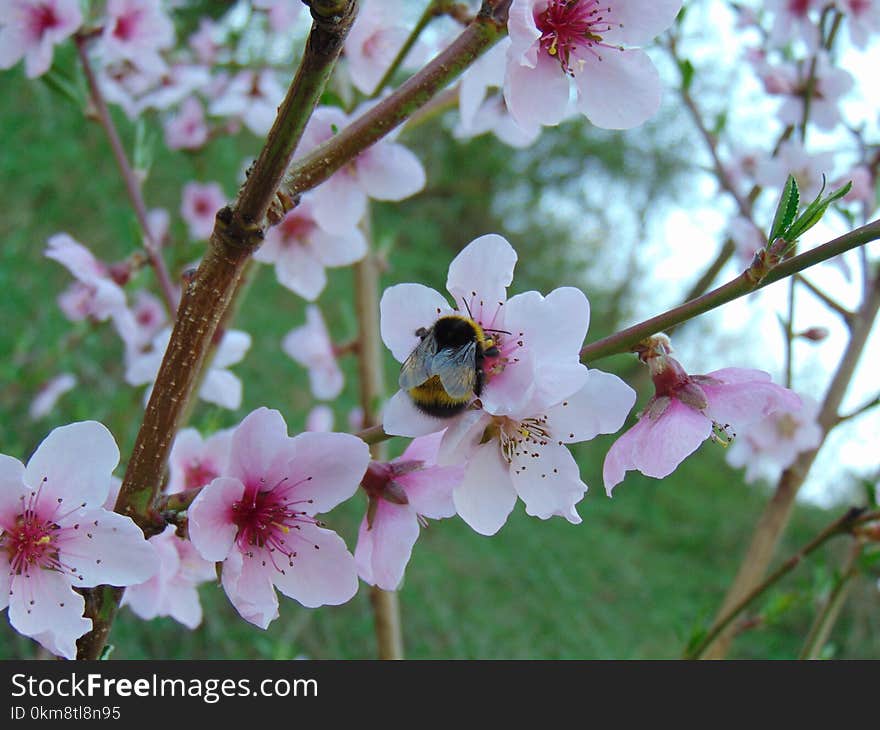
left=0, top=69, right=877, bottom=660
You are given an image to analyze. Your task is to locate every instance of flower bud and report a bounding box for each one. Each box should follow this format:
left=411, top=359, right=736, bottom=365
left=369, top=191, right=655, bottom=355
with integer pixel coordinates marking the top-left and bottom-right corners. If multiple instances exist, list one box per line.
left=798, top=326, right=829, bottom=342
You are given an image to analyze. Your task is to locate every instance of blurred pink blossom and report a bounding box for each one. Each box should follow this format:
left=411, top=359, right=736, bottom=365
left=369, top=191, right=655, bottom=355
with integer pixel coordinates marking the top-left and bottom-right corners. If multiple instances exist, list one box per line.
left=100, top=0, right=175, bottom=75
left=0, top=422, right=156, bottom=658
left=282, top=305, right=345, bottom=400
left=754, top=139, right=836, bottom=200
left=344, top=0, right=411, bottom=95
left=164, top=96, right=209, bottom=149
left=166, top=427, right=233, bottom=495
left=121, top=525, right=216, bottom=629
left=188, top=408, right=368, bottom=628
left=728, top=215, right=767, bottom=267
left=305, top=405, right=334, bottom=433
left=766, top=0, right=822, bottom=50
left=253, top=0, right=303, bottom=33
left=180, top=181, right=226, bottom=240
left=255, top=197, right=367, bottom=300
left=28, top=373, right=77, bottom=421
left=835, top=0, right=880, bottom=48
left=209, top=70, right=285, bottom=136
left=0, top=0, right=82, bottom=78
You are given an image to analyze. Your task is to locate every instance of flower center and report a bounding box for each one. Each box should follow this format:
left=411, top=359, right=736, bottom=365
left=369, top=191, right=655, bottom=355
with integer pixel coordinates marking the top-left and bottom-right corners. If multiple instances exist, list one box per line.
left=230, top=478, right=317, bottom=571
left=536, top=0, right=616, bottom=75
left=28, top=3, right=61, bottom=37
left=279, top=213, right=316, bottom=245
left=184, top=460, right=219, bottom=490
left=112, top=9, right=143, bottom=43
left=495, top=415, right=553, bottom=463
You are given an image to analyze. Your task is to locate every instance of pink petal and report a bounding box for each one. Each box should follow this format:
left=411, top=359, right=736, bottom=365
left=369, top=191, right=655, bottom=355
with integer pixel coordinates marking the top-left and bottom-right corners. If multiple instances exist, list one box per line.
left=285, top=432, right=370, bottom=514
left=64, top=509, right=156, bottom=587
left=510, top=441, right=585, bottom=523
left=188, top=477, right=245, bottom=561
left=163, top=579, right=204, bottom=629
left=356, top=142, right=426, bottom=201
left=446, top=234, right=517, bottom=321
left=24, top=421, right=119, bottom=508
left=398, top=465, right=462, bottom=519
left=480, top=346, right=539, bottom=417
left=603, top=400, right=711, bottom=494
left=274, top=242, right=328, bottom=301
left=0, top=551, right=11, bottom=612
left=504, top=287, right=591, bottom=360
left=604, top=0, right=683, bottom=46
left=574, top=48, right=662, bottom=130
left=8, top=569, right=91, bottom=660
left=380, top=283, right=453, bottom=362
left=0, top=455, right=27, bottom=526
left=355, top=501, right=420, bottom=590
left=399, top=430, right=445, bottom=463
left=453, top=442, right=517, bottom=536
left=382, top=389, right=450, bottom=438
left=310, top=175, right=368, bottom=235
left=199, top=369, right=243, bottom=410
left=504, top=50, right=571, bottom=129
left=547, top=369, right=637, bottom=443
left=220, top=548, right=279, bottom=629
left=271, top=524, right=359, bottom=608
left=212, top=330, right=251, bottom=369
left=311, top=226, right=368, bottom=267
left=228, top=408, right=293, bottom=489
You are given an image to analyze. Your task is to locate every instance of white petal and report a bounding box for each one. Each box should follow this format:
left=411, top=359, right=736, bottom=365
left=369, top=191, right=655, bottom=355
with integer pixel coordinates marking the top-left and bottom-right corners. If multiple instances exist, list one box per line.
left=510, top=441, right=585, bottom=523
left=604, top=0, right=683, bottom=46
left=310, top=226, right=368, bottom=267
left=382, top=389, right=450, bottom=437
left=25, top=421, right=119, bottom=508
left=504, top=50, right=571, bottom=129
left=65, top=510, right=157, bottom=587
left=446, top=234, right=517, bottom=322
left=199, top=369, right=243, bottom=410
left=380, top=283, right=453, bottom=362
left=453, top=443, right=517, bottom=536
left=285, top=431, right=370, bottom=514
left=547, top=369, right=637, bottom=443
left=356, top=142, right=426, bottom=201
left=188, top=477, right=245, bottom=562
left=221, top=548, right=279, bottom=630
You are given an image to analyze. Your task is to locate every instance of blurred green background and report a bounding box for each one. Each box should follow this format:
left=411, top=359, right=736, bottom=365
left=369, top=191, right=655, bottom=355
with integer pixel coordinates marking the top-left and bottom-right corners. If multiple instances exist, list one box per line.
left=0, top=55, right=877, bottom=660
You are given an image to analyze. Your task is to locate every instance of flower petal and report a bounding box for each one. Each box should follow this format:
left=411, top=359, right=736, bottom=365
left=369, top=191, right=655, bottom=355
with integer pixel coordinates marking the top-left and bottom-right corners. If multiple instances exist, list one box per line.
left=355, top=502, right=419, bottom=590
left=382, top=389, right=450, bottom=437
left=453, top=442, right=517, bottom=536
left=221, top=548, right=279, bottom=630
left=510, top=441, right=586, bottom=523
left=64, top=510, right=156, bottom=587
left=604, top=0, right=683, bottom=46
left=272, top=524, right=359, bottom=608
left=399, top=465, right=462, bottom=519
left=229, top=408, right=292, bottom=488
left=380, top=283, right=453, bottom=362
left=285, top=432, right=370, bottom=514
left=574, top=48, right=662, bottom=130
left=356, top=142, right=426, bottom=201
left=504, top=49, right=571, bottom=129
left=189, top=477, right=245, bottom=562
left=547, top=369, right=637, bottom=443
left=310, top=226, right=368, bottom=267
left=24, top=421, right=119, bottom=508
left=199, top=369, right=243, bottom=410
left=446, top=234, right=517, bottom=322
left=0, top=455, right=27, bottom=527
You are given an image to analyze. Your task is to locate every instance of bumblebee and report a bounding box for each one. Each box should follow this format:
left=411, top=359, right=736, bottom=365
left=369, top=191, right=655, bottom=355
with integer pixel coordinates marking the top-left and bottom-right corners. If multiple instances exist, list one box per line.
left=399, top=314, right=500, bottom=417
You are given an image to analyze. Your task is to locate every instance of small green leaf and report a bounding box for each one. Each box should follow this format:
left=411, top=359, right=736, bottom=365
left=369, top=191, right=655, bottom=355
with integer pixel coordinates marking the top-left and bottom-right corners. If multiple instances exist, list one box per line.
left=99, top=644, right=115, bottom=660
left=40, top=65, right=83, bottom=107
left=678, top=58, right=695, bottom=93
left=133, top=118, right=156, bottom=180
left=785, top=178, right=852, bottom=242
left=768, top=175, right=800, bottom=243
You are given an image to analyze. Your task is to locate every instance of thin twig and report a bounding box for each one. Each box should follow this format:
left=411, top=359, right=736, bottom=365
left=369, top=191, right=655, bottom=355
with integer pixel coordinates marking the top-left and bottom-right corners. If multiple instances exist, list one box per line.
left=795, top=273, right=855, bottom=325
left=74, top=35, right=178, bottom=315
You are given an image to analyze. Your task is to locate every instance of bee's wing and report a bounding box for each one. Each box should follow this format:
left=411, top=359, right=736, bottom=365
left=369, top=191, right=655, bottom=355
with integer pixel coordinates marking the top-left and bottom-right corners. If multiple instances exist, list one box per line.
left=431, top=341, right=478, bottom=399
left=399, top=335, right=438, bottom=390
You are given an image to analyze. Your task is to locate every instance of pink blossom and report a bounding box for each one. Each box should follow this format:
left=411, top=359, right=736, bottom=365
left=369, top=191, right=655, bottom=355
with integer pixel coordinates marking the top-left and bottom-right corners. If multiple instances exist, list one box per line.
left=164, top=96, right=209, bottom=150
left=209, top=70, right=285, bottom=137
left=180, top=181, right=227, bottom=240
left=0, top=422, right=156, bottom=658
left=166, top=427, right=233, bottom=495
left=188, top=408, right=369, bottom=628
left=348, top=407, right=365, bottom=431
left=836, top=165, right=876, bottom=208
left=99, top=0, right=175, bottom=76
left=121, top=525, right=216, bottom=629
left=28, top=373, right=77, bottom=421
left=754, top=139, right=836, bottom=200
left=298, top=105, right=426, bottom=233
left=835, top=0, right=880, bottom=48
left=188, top=17, right=221, bottom=64
left=768, top=54, right=853, bottom=131
left=355, top=431, right=465, bottom=589
left=0, top=0, right=82, bottom=78
left=305, top=405, right=334, bottom=433
left=728, top=215, right=767, bottom=268
left=281, top=305, right=344, bottom=400
left=45, top=233, right=127, bottom=323
left=456, top=38, right=541, bottom=149
left=344, top=0, right=411, bottom=95
left=503, top=0, right=682, bottom=129
left=113, top=289, right=168, bottom=353
left=380, top=234, right=594, bottom=438
left=254, top=197, right=367, bottom=300
left=603, top=347, right=802, bottom=494
left=726, top=395, right=822, bottom=484
left=126, top=328, right=251, bottom=410
left=438, top=370, right=635, bottom=535
left=253, top=0, right=303, bottom=33
left=766, top=0, right=822, bottom=50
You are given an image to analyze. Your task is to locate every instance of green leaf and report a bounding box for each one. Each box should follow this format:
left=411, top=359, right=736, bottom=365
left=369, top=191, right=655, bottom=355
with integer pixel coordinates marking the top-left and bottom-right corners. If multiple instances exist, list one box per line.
left=678, top=58, right=695, bottom=93
left=39, top=65, right=83, bottom=107
left=768, top=175, right=799, bottom=243
left=133, top=118, right=156, bottom=180
left=785, top=178, right=852, bottom=242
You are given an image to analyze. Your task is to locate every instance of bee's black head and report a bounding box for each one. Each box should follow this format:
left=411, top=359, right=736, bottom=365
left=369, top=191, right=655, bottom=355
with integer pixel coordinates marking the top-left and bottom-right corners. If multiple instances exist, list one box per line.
left=432, top=316, right=480, bottom=348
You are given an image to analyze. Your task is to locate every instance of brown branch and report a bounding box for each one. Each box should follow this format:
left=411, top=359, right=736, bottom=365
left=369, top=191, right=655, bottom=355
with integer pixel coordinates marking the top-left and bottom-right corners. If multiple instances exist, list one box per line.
left=75, top=0, right=361, bottom=660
